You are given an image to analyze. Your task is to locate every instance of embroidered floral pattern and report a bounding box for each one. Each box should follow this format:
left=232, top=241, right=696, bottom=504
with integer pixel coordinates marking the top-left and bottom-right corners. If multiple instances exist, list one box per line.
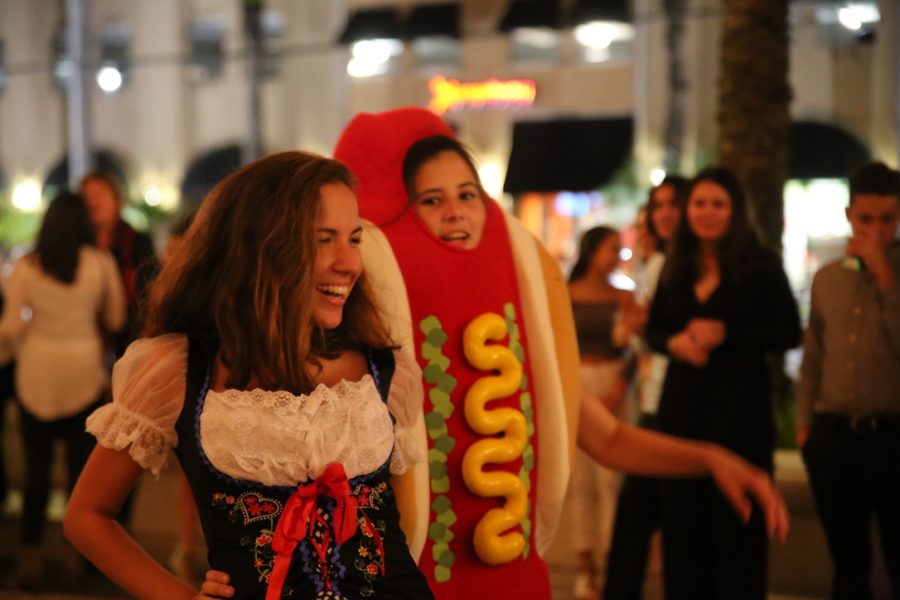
left=212, top=491, right=280, bottom=582
left=213, top=478, right=392, bottom=596
left=352, top=480, right=389, bottom=597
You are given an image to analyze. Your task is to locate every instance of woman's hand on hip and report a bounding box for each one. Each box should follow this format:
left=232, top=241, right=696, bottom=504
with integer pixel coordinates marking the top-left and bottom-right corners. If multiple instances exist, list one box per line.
left=197, top=570, right=234, bottom=599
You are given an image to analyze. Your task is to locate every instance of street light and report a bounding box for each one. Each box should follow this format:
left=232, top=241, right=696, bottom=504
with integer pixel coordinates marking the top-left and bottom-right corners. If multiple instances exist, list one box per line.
left=96, top=63, right=123, bottom=93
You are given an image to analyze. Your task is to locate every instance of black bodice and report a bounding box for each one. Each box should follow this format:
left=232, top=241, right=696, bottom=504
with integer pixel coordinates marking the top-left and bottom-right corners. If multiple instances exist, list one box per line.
left=173, top=339, right=433, bottom=600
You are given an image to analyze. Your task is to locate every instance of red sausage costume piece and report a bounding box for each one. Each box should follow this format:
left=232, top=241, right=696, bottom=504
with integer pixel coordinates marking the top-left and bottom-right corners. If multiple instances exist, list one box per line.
left=335, top=108, right=580, bottom=599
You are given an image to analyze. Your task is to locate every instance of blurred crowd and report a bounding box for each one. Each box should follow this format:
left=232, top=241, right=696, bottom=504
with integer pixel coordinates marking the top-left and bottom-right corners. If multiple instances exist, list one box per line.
left=0, top=158, right=897, bottom=600
left=0, top=172, right=201, bottom=593
left=564, top=161, right=899, bottom=600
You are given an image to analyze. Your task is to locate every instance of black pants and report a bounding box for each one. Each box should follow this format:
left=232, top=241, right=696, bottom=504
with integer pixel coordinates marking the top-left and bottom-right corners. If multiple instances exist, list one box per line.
left=18, top=398, right=101, bottom=545
left=0, top=359, right=16, bottom=506
left=659, top=476, right=768, bottom=600
left=802, top=413, right=900, bottom=600
left=604, top=414, right=661, bottom=600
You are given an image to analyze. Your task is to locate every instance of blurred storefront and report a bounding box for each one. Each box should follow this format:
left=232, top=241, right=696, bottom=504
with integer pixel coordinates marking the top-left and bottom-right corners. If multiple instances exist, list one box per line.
left=0, top=0, right=896, bottom=254
left=783, top=120, right=872, bottom=315
left=503, top=116, right=635, bottom=266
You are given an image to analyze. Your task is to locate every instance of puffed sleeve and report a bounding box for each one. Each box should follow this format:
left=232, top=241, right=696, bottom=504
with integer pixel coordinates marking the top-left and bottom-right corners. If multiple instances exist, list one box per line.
left=85, top=334, right=188, bottom=477
left=388, top=346, right=425, bottom=474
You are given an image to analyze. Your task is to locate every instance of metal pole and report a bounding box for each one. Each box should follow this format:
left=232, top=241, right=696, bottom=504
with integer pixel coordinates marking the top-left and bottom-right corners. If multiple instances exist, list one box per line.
left=66, top=0, right=93, bottom=187
left=242, top=1, right=263, bottom=165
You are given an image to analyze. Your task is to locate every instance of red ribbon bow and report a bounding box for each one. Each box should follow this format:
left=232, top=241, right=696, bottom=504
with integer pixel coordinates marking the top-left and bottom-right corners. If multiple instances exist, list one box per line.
left=266, top=463, right=359, bottom=600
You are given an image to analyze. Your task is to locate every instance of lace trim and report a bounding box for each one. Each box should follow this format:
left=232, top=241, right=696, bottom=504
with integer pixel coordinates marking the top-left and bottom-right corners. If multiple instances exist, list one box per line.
left=390, top=427, right=420, bottom=475
left=205, top=375, right=375, bottom=415
left=199, top=376, right=395, bottom=487
left=86, top=403, right=176, bottom=477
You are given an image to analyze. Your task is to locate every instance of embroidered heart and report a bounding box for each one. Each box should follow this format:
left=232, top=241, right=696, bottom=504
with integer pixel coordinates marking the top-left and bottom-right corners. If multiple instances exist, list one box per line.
left=238, top=492, right=282, bottom=524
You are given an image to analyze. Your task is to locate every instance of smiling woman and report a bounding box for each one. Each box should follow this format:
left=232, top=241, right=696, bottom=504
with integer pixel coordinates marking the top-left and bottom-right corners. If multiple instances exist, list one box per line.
left=402, top=134, right=487, bottom=250
left=62, top=151, right=434, bottom=600
left=647, top=166, right=801, bottom=599
left=311, top=183, right=364, bottom=330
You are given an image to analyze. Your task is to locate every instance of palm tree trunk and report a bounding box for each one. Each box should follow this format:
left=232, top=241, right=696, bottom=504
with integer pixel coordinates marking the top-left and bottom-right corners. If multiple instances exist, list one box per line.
left=719, top=0, right=795, bottom=449
left=717, top=0, right=792, bottom=252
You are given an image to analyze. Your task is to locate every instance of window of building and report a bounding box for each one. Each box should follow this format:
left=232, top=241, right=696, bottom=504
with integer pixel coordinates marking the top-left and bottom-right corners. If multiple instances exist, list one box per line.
left=188, top=17, right=226, bottom=84
left=406, top=3, right=460, bottom=69
left=573, top=21, right=633, bottom=64
left=511, top=27, right=561, bottom=63
left=339, top=8, right=404, bottom=79
left=412, top=36, right=459, bottom=69
left=259, top=9, right=284, bottom=80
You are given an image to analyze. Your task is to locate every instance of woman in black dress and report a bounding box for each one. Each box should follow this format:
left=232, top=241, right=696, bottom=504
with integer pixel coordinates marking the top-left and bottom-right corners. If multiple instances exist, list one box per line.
left=63, top=151, right=434, bottom=600
left=647, top=167, right=801, bottom=600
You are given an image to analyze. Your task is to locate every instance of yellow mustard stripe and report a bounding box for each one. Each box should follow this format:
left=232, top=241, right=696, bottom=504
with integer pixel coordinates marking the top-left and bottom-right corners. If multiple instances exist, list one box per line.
left=461, top=313, right=528, bottom=565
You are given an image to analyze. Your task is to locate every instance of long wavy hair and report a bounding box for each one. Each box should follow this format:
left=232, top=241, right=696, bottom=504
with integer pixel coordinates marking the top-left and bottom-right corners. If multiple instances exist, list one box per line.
left=568, top=225, right=618, bottom=283
left=34, top=192, right=95, bottom=284
left=143, top=151, right=392, bottom=395
left=662, top=166, right=758, bottom=287
left=646, top=174, right=689, bottom=252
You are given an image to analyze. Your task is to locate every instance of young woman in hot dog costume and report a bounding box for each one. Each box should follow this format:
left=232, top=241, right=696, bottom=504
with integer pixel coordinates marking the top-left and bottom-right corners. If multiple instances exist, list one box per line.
left=201, top=108, right=788, bottom=599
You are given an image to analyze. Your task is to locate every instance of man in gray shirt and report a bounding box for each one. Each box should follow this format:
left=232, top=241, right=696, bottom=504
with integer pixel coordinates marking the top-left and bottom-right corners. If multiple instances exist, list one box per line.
left=797, top=161, right=900, bottom=600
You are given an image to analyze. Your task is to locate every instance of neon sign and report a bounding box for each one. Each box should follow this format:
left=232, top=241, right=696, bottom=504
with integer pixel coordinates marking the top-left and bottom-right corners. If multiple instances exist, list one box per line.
left=428, top=76, right=537, bottom=115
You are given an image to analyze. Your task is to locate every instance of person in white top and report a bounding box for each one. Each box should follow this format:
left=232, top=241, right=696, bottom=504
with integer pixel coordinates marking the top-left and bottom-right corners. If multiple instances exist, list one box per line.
left=0, top=191, right=125, bottom=587
left=63, top=151, right=433, bottom=600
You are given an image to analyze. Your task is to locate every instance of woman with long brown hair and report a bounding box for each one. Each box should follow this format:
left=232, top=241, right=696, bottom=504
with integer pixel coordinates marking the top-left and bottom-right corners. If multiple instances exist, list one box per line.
left=647, top=167, right=801, bottom=599
left=64, top=151, right=433, bottom=599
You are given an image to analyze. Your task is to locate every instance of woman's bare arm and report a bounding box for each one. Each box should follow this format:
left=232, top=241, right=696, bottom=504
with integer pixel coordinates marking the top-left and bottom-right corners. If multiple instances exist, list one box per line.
left=576, top=392, right=788, bottom=541
left=64, top=446, right=198, bottom=600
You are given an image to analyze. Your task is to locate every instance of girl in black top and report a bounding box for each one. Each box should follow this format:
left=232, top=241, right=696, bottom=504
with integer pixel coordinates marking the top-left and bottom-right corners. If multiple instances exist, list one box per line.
left=647, top=167, right=801, bottom=599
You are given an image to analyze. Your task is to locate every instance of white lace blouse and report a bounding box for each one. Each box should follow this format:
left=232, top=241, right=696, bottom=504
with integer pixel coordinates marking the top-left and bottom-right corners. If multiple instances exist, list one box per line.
left=86, top=334, right=423, bottom=485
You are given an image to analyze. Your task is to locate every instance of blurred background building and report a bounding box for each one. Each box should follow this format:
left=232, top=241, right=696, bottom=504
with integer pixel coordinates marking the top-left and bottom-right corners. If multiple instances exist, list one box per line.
left=0, top=1, right=896, bottom=272
left=0, top=2, right=897, bottom=597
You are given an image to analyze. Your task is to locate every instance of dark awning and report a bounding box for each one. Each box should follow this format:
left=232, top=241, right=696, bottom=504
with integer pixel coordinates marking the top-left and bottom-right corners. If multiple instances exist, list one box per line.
left=43, top=150, right=128, bottom=194
left=499, top=0, right=562, bottom=32
left=338, top=8, right=402, bottom=44
left=504, top=117, right=633, bottom=193
left=790, top=120, right=869, bottom=179
left=570, top=0, right=630, bottom=25
left=404, top=3, right=460, bottom=39
left=180, top=144, right=243, bottom=207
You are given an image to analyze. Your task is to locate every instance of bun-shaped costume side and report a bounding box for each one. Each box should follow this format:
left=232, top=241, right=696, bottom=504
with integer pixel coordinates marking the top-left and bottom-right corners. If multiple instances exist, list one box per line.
left=335, top=107, right=580, bottom=599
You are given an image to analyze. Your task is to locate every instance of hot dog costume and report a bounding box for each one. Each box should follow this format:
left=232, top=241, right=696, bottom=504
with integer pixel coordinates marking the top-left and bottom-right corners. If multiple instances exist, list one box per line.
left=334, top=107, right=581, bottom=599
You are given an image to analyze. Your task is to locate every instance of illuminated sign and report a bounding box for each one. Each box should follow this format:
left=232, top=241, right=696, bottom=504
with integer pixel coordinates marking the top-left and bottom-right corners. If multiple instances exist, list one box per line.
left=428, top=75, right=537, bottom=115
